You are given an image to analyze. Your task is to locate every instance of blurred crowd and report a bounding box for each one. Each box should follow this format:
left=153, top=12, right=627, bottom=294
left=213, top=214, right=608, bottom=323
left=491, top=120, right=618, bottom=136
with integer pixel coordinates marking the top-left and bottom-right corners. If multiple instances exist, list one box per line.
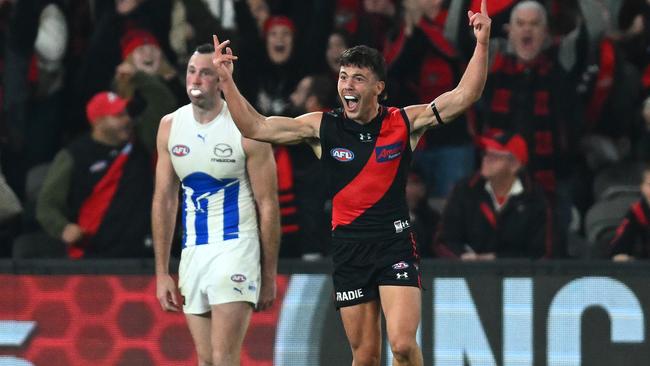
left=2, top=0, right=650, bottom=262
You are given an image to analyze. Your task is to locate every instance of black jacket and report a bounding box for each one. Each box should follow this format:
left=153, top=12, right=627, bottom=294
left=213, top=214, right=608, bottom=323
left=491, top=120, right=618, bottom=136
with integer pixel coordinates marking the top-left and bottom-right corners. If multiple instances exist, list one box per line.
left=435, top=172, right=552, bottom=259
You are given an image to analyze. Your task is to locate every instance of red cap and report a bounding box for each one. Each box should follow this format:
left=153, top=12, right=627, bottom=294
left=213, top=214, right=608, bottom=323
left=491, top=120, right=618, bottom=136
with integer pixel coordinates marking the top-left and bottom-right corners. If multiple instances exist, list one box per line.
left=263, top=16, right=295, bottom=35
left=477, top=130, right=528, bottom=165
left=120, top=28, right=159, bottom=60
left=86, top=91, right=128, bottom=124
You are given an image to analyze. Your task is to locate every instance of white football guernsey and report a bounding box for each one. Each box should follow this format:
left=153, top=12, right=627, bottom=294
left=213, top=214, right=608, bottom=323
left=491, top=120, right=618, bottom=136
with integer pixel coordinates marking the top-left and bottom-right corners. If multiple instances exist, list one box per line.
left=168, top=102, right=259, bottom=248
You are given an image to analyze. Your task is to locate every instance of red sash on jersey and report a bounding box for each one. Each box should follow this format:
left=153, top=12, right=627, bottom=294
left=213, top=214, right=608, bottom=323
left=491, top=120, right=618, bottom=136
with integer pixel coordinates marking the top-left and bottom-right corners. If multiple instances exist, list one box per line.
left=70, top=143, right=132, bottom=259
left=332, top=108, right=407, bottom=229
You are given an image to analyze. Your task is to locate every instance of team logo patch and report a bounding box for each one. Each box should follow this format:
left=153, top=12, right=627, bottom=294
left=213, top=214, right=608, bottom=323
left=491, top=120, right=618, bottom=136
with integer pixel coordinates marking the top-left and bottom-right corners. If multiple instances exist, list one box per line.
left=375, top=142, right=403, bottom=162
left=231, top=274, right=247, bottom=283
left=392, top=261, right=409, bottom=270
left=331, top=148, right=355, bottom=162
left=171, top=144, right=190, bottom=156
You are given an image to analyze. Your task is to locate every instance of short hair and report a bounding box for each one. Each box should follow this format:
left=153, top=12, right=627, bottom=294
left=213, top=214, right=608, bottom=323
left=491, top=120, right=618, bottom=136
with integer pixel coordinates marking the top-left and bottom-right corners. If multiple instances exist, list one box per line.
left=338, top=45, right=387, bottom=100
left=510, top=0, right=548, bottom=26
left=194, top=43, right=215, bottom=54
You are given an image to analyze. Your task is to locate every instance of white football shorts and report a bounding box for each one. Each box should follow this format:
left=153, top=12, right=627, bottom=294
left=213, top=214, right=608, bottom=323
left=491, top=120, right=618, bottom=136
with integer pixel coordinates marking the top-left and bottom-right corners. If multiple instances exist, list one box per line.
left=178, top=237, right=261, bottom=314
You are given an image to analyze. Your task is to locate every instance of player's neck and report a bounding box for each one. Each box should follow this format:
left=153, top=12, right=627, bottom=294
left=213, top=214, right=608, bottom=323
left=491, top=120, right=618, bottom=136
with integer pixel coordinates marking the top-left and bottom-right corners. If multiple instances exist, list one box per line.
left=192, top=98, right=224, bottom=124
left=349, top=104, right=380, bottom=125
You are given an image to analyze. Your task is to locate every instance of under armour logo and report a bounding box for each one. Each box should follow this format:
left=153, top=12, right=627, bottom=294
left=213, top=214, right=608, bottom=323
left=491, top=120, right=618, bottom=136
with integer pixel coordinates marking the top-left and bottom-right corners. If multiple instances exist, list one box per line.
left=359, top=133, right=372, bottom=142
left=396, top=272, right=409, bottom=280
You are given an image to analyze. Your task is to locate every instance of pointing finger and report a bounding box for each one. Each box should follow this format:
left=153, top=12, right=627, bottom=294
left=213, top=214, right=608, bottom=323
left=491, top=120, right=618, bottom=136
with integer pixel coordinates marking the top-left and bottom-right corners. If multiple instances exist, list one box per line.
left=481, top=0, right=488, bottom=16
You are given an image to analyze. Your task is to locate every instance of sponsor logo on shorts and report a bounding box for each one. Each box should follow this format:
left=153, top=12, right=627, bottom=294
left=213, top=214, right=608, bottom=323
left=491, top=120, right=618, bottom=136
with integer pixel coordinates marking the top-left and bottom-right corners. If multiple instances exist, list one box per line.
left=375, top=142, right=403, bottom=162
left=231, top=274, right=247, bottom=283
left=331, top=148, right=355, bottom=162
left=396, top=272, right=409, bottom=280
left=394, top=219, right=410, bottom=233
left=336, top=288, right=364, bottom=302
left=248, top=284, right=257, bottom=292
left=392, top=261, right=409, bottom=270
left=171, top=144, right=190, bottom=156
left=233, top=287, right=243, bottom=295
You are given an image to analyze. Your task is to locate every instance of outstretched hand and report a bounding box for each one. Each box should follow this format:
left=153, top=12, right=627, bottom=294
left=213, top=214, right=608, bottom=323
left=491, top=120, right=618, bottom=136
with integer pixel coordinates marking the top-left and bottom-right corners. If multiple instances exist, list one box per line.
left=212, top=34, right=238, bottom=82
left=468, top=0, right=491, bottom=45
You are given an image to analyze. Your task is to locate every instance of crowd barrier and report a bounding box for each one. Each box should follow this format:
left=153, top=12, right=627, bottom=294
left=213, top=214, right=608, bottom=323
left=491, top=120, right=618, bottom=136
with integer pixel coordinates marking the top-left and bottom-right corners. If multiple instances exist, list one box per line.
left=1, top=259, right=649, bottom=365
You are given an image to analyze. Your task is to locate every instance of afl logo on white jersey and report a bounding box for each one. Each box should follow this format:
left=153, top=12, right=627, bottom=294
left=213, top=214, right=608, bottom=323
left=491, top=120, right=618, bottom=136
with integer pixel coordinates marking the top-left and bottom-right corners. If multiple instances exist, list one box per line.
left=172, top=144, right=190, bottom=156
left=331, top=148, right=355, bottom=162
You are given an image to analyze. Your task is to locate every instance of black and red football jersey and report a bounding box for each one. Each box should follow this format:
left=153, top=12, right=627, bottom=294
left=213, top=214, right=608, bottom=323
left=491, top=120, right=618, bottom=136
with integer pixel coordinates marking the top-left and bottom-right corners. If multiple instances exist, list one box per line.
left=320, top=106, right=412, bottom=239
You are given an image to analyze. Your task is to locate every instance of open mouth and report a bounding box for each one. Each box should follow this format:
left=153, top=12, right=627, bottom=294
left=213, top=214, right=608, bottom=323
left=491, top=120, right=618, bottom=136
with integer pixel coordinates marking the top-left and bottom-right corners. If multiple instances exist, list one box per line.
left=521, top=36, right=533, bottom=47
left=273, top=45, right=287, bottom=53
left=343, top=95, right=359, bottom=110
left=190, top=89, right=202, bottom=97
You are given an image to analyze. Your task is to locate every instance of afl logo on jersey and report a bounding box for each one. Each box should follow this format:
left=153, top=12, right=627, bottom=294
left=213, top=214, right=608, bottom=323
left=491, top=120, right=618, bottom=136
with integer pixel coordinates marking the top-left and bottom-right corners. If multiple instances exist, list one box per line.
left=331, top=148, right=355, bottom=162
left=171, top=144, right=190, bottom=156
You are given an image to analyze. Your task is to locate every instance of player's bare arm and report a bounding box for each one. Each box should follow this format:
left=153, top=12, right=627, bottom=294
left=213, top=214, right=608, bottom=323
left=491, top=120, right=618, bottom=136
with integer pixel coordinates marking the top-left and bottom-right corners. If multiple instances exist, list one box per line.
left=407, top=0, right=491, bottom=140
left=152, top=113, right=182, bottom=312
left=211, top=35, right=322, bottom=146
left=243, top=137, right=281, bottom=311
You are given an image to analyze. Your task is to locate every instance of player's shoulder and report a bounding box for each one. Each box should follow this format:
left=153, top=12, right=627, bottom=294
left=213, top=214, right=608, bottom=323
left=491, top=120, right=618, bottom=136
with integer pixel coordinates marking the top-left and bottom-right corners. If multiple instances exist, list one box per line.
left=241, top=136, right=273, bottom=158
left=323, top=108, right=344, bottom=119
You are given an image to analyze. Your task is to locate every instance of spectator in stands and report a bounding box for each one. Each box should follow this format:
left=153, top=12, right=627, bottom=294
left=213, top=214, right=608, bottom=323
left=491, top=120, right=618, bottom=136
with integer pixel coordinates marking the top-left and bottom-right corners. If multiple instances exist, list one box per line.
left=406, top=167, right=440, bottom=257
left=114, top=28, right=183, bottom=153
left=325, top=29, right=352, bottom=81
left=386, top=0, right=474, bottom=198
left=17, top=92, right=154, bottom=259
left=435, top=131, right=552, bottom=260
left=3, top=1, right=68, bottom=199
left=472, top=1, right=590, bottom=257
left=73, top=0, right=173, bottom=134
left=609, top=164, right=650, bottom=261
left=275, top=74, right=334, bottom=259
left=233, top=1, right=334, bottom=116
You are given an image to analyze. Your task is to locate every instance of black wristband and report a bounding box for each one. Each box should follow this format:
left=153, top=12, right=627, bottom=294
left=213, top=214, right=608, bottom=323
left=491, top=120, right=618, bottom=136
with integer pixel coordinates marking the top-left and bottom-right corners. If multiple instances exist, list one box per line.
left=431, top=102, right=444, bottom=125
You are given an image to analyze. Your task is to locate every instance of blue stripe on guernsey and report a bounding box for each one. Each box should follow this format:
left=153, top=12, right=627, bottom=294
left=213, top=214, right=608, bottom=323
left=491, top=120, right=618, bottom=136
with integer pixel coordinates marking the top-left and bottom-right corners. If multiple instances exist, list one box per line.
left=181, top=172, right=240, bottom=247
left=222, top=181, right=240, bottom=240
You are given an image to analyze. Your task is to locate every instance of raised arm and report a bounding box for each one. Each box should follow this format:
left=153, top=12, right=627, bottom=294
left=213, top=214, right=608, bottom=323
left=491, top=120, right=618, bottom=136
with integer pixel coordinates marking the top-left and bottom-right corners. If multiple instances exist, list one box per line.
left=243, top=137, right=281, bottom=311
left=211, top=35, right=321, bottom=146
left=152, top=114, right=182, bottom=312
left=407, top=0, right=491, bottom=133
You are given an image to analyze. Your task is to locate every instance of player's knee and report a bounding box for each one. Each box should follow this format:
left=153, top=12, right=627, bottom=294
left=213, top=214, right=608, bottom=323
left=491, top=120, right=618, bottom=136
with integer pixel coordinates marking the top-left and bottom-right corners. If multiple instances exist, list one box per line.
left=351, top=347, right=381, bottom=366
left=211, top=349, right=234, bottom=365
left=389, top=338, right=418, bottom=362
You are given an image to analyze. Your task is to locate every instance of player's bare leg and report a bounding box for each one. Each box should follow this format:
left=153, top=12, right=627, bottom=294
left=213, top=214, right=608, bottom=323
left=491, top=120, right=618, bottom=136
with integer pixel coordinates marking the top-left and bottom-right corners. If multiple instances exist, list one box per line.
left=186, top=312, right=214, bottom=366
left=210, top=302, right=253, bottom=365
left=340, top=300, right=382, bottom=366
left=380, top=286, right=423, bottom=366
